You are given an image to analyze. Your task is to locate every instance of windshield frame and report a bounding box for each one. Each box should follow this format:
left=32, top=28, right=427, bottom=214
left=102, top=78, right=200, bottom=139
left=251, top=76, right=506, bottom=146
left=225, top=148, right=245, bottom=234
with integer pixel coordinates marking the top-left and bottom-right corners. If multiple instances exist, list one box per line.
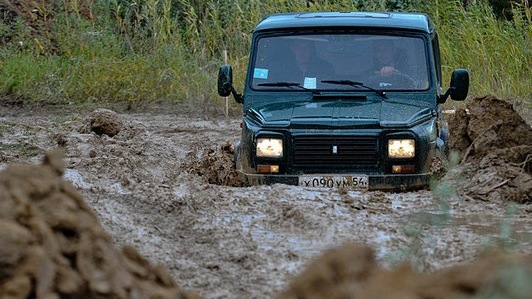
left=248, top=30, right=432, bottom=93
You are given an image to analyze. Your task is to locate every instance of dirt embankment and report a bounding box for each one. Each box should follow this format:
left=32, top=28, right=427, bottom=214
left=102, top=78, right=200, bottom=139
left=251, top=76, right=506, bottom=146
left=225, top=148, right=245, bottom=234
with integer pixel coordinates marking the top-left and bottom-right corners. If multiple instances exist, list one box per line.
left=0, top=149, right=200, bottom=299
left=447, top=95, right=532, bottom=203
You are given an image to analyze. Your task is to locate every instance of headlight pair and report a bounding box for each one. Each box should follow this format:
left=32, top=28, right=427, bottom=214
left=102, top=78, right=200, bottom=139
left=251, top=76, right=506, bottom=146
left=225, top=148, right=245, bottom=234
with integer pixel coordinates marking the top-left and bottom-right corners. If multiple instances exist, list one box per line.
left=257, top=137, right=412, bottom=159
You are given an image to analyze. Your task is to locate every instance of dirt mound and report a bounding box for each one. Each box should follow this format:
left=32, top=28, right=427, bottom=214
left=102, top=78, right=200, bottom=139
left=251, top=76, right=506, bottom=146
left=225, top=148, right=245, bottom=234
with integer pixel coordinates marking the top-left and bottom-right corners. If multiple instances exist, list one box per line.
left=186, top=142, right=244, bottom=187
left=79, top=108, right=125, bottom=137
left=447, top=96, right=532, bottom=203
left=0, top=149, right=200, bottom=299
left=277, top=243, right=532, bottom=299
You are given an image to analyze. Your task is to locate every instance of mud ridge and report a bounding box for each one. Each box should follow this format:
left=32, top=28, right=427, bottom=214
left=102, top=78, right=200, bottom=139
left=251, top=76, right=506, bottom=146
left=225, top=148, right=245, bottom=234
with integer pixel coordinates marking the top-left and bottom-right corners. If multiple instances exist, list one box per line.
left=277, top=243, right=532, bottom=299
left=447, top=95, right=532, bottom=203
left=0, top=149, right=200, bottom=299
left=185, top=141, right=244, bottom=187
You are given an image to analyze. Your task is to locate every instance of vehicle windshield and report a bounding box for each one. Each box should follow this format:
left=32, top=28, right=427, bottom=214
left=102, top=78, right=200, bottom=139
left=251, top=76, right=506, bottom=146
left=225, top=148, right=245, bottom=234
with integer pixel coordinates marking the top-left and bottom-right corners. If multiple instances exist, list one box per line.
left=250, top=33, right=429, bottom=92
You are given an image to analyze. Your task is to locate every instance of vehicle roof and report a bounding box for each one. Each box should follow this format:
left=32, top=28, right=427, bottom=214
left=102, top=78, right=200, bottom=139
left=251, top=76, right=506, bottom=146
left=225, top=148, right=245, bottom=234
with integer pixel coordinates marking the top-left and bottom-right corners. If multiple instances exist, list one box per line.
left=254, top=12, right=434, bottom=34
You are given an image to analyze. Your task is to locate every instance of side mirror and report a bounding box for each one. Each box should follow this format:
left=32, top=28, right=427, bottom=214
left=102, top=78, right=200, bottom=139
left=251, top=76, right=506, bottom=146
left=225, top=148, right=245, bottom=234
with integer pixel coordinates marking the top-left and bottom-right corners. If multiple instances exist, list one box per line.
left=438, top=69, right=469, bottom=103
left=217, top=65, right=243, bottom=103
left=449, top=69, right=469, bottom=101
left=218, top=65, right=233, bottom=97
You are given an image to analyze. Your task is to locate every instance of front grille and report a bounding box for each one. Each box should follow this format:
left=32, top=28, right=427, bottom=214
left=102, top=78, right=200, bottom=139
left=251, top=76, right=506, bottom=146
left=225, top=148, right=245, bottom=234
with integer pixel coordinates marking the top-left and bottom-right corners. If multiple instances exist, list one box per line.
left=293, top=135, right=378, bottom=169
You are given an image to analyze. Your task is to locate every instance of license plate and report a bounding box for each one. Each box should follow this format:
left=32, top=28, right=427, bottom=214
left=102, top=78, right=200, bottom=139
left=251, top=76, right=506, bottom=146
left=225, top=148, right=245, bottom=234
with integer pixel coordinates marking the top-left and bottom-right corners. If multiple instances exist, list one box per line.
left=298, top=175, right=369, bottom=189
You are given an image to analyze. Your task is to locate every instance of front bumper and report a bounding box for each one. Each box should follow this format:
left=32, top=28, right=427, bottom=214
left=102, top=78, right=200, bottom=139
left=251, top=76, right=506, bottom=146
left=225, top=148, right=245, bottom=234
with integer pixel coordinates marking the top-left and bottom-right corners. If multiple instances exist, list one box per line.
left=238, top=171, right=431, bottom=191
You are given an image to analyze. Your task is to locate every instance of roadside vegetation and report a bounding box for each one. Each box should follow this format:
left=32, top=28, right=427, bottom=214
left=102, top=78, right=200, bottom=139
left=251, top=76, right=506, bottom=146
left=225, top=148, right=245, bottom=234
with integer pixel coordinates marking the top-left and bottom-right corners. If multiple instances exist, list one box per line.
left=0, top=0, right=530, bottom=114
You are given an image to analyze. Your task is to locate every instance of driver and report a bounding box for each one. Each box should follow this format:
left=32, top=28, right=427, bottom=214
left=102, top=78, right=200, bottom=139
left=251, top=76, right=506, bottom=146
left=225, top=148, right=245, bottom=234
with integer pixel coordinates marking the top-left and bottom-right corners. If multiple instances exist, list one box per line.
left=372, top=39, right=403, bottom=77
left=367, top=39, right=416, bottom=88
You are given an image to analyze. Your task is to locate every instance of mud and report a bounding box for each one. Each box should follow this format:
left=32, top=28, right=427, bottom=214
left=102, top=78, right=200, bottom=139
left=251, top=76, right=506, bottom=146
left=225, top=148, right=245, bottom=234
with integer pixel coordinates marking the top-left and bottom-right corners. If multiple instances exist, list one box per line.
left=185, top=142, right=244, bottom=187
left=277, top=243, right=532, bottom=299
left=0, top=96, right=531, bottom=298
left=0, top=149, right=199, bottom=298
left=447, top=95, right=532, bottom=203
left=1, top=0, right=531, bottom=296
left=80, top=108, right=125, bottom=138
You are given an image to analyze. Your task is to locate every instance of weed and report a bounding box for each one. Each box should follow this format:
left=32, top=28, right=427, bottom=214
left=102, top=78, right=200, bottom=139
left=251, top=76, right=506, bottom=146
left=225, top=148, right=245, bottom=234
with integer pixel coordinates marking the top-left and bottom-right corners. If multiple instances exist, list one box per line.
left=474, top=262, right=532, bottom=299
left=0, top=144, right=41, bottom=159
left=0, top=0, right=529, bottom=113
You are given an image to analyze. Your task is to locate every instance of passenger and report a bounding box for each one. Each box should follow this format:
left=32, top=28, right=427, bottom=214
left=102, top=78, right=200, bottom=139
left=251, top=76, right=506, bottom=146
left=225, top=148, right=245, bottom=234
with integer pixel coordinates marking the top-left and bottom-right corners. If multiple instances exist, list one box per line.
left=287, top=39, right=335, bottom=83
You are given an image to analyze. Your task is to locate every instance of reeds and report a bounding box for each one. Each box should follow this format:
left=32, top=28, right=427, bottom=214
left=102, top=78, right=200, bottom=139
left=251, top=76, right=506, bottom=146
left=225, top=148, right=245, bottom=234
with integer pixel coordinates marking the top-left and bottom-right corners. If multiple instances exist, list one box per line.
left=0, top=0, right=529, bottom=114
left=425, top=0, right=531, bottom=110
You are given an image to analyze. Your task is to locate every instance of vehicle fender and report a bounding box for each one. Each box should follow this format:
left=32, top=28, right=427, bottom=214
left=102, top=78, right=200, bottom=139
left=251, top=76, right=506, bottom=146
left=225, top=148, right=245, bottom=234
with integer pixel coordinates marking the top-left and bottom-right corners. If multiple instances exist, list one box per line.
left=437, top=127, right=449, bottom=159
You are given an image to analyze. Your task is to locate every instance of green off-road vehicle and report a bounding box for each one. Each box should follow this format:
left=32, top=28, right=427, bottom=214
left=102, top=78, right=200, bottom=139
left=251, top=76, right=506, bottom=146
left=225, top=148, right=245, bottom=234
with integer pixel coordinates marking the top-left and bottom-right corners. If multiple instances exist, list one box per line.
left=218, top=12, right=469, bottom=190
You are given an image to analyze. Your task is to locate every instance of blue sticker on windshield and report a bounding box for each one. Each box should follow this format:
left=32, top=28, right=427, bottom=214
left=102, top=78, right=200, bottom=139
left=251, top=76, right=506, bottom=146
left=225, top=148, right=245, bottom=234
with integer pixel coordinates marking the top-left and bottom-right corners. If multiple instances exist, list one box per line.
left=304, top=77, right=317, bottom=89
left=254, top=68, right=269, bottom=79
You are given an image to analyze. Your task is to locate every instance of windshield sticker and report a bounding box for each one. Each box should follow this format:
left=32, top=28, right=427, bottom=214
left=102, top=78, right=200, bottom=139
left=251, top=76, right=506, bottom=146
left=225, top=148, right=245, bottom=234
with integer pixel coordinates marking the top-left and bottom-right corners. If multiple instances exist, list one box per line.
left=305, top=103, right=317, bottom=108
left=304, top=77, right=317, bottom=89
left=253, top=68, right=269, bottom=79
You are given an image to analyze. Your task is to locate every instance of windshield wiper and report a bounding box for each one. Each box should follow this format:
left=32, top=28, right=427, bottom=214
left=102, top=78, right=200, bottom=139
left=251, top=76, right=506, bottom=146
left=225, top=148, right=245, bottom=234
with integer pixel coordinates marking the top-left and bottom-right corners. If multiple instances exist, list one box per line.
left=321, top=80, right=387, bottom=99
left=258, top=82, right=321, bottom=95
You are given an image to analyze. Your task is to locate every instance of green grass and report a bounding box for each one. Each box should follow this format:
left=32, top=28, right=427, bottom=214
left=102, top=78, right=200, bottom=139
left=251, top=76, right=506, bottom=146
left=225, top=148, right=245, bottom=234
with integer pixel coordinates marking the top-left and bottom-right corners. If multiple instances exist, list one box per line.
left=0, top=143, right=41, bottom=159
left=425, top=0, right=531, bottom=111
left=0, top=0, right=529, bottom=115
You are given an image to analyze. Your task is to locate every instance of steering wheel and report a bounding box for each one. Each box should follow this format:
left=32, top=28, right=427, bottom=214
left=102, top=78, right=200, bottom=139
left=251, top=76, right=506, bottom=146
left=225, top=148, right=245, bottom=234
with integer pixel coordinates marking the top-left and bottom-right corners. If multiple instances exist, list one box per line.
left=370, top=71, right=416, bottom=88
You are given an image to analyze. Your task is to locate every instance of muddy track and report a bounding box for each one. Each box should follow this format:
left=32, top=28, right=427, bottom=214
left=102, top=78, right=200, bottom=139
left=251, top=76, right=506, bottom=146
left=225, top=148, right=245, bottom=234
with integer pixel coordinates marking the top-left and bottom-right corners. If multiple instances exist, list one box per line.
left=0, top=97, right=531, bottom=298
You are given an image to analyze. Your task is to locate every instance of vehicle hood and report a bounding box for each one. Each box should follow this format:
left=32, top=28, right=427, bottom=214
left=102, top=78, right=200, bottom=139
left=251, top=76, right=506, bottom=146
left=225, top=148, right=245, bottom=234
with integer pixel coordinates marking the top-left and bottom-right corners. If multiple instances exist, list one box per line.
left=246, top=98, right=435, bottom=129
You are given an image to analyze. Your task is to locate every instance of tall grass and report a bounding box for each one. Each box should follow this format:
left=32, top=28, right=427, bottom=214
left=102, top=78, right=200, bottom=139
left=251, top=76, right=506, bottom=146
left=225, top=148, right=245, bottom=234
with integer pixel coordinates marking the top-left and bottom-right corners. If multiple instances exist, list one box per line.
left=424, top=0, right=531, bottom=111
left=0, top=0, right=529, bottom=114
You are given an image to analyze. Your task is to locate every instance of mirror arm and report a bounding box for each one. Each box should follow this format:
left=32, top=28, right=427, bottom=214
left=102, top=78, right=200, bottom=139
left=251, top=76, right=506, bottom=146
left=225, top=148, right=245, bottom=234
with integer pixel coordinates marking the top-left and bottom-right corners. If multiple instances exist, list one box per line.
left=438, top=87, right=455, bottom=103
left=225, top=83, right=243, bottom=104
